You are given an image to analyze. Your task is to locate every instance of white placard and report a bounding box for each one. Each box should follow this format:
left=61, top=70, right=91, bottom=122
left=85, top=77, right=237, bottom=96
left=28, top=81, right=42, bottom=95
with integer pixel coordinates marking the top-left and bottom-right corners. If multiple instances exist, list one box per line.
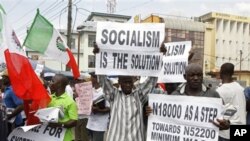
left=75, top=81, right=93, bottom=115
left=8, top=124, right=66, bottom=141
left=147, top=94, right=223, bottom=141
left=158, top=41, right=192, bottom=83
left=35, top=107, right=64, bottom=123
left=95, top=49, right=162, bottom=76
left=96, top=22, right=165, bottom=51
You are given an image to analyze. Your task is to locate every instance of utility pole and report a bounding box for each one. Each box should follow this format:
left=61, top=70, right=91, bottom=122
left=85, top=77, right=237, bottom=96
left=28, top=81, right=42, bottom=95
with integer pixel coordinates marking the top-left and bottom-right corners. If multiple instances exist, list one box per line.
left=67, top=0, right=72, bottom=49
left=239, top=50, right=242, bottom=80
left=107, top=0, right=116, bottom=13
left=66, top=0, right=72, bottom=71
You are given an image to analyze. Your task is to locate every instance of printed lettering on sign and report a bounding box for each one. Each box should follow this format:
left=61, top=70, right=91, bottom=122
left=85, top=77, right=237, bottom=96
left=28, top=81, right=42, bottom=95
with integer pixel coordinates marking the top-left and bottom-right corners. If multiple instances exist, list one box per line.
left=158, top=41, right=192, bottom=83
left=147, top=94, right=223, bottom=141
left=95, top=22, right=165, bottom=76
left=8, top=124, right=66, bottom=141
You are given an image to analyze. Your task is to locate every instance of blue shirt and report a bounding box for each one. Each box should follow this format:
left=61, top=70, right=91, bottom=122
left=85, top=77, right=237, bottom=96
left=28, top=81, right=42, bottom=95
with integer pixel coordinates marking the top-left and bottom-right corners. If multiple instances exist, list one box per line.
left=3, top=86, right=23, bottom=125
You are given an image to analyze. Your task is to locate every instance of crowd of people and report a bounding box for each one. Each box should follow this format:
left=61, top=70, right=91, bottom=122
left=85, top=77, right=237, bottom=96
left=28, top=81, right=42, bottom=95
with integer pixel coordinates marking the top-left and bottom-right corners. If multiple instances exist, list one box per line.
left=0, top=43, right=249, bottom=141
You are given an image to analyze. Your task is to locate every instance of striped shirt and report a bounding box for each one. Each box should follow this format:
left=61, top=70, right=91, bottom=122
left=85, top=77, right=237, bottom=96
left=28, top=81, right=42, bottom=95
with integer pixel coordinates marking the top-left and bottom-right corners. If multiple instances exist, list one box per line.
left=99, top=76, right=157, bottom=141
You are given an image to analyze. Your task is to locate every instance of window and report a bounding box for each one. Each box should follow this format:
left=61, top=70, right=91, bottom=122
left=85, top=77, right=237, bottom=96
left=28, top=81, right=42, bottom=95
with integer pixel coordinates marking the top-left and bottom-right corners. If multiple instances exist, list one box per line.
left=243, top=23, right=247, bottom=34
left=237, top=22, right=240, bottom=33
left=223, top=20, right=228, bottom=32
left=249, top=24, right=250, bottom=36
left=216, top=19, right=221, bottom=31
left=88, top=55, right=95, bottom=68
left=31, top=55, right=39, bottom=60
left=88, top=35, right=96, bottom=47
left=230, top=21, right=236, bottom=33
left=71, top=38, right=76, bottom=49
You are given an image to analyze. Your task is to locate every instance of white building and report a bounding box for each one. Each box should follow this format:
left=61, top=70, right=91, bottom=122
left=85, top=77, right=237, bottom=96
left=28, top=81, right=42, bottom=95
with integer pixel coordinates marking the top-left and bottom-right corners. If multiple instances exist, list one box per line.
left=200, top=12, right=250, bottom=71
left=77, top=12, right=131, bottom=72
left=199, top=12, right=250, bottom=84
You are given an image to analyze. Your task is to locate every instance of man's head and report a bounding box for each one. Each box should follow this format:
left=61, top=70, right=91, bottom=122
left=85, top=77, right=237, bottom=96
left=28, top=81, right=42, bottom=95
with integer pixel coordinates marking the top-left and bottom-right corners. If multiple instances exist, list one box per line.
left=50, top=74, right=68, bottom=94
left=184, top=63, right=203, bottom=89
left=1, top=69, right=10, bottom=87
left=118, top=76, right=134, bottom=95
left=89, top=72, right=98, bottom=86
left=220, top=63, right=234, bottom=78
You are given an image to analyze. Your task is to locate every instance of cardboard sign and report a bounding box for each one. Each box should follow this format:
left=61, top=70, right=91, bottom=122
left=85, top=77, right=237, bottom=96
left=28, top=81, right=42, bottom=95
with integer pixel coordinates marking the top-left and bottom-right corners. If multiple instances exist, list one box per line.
left=95, top=22, right=165, bottom=76
left=95, top=49, right=162, bottom=76
left=147, top=94, right=223, bottom=141
left=75, top=81, right=93, bottom=115
left=8, top=124, right=66, bottom=141
left=158, top=41, right=192, bottom=83
left=96, top=22, right=165, bottom=51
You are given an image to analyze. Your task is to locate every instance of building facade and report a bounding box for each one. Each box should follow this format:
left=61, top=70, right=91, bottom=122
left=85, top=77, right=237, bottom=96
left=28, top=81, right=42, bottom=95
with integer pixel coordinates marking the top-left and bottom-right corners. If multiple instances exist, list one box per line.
left=199, top=12, right=250, bottom=84
left=77, top=12, right=131, bottom=72
left=139, top=14, right=213, bottom=73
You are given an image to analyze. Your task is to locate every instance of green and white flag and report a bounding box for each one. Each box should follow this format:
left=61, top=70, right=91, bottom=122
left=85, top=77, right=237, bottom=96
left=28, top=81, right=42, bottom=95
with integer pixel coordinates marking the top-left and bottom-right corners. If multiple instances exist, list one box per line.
left=23, top=10, right=80, bottom=78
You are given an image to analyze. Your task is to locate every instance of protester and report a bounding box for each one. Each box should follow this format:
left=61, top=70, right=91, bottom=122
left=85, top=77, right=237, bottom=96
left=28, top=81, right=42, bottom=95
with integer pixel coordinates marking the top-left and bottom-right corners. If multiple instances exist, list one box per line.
left=93, top=42, right=166, bottom=141
left=86, top=72, right=110, bottom=141
left=0, top=76, right=8, bottom=140
left=48, top=74, right=78, bottom=141
left=165, top=83, right=181, bottom=94
left=216, top=63, right=246, bottom=141
left=74, top=76, right=90, bottom=141
left=1, top=69, right=24, bottom=135
left=171, top=64, right=220, bottom=97
left=146, top=63, right=231, bottom=140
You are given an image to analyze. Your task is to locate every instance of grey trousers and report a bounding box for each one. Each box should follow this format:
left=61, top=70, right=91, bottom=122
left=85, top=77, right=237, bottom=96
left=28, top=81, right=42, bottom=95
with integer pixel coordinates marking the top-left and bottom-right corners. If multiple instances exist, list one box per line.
left=89, top=130, right=105, bottom=141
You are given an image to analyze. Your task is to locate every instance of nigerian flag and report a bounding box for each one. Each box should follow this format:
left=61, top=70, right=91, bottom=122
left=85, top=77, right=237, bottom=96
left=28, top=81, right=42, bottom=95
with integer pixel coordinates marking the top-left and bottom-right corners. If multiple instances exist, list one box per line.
left=23, top=10, right=80, bottom=78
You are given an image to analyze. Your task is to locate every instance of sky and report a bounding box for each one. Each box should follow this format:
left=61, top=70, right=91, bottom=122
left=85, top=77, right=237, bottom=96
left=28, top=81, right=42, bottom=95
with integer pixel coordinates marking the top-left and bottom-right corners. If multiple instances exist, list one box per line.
left=1, top=0, right=250, bottom=42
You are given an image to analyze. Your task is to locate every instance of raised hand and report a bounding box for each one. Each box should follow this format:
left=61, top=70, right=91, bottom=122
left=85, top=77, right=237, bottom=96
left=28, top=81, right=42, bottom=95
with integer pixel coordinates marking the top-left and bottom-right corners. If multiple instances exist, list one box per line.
left=160, top=42, right=166, bottom=55
left=93, top=42, right=100, bottom=54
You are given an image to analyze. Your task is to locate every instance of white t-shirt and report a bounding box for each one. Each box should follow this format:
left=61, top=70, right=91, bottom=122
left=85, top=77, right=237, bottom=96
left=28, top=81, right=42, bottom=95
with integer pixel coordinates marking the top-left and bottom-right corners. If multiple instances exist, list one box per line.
left=216, top=81, right=246, bottom=139
left=86, top=87, right=110, bottom=131
left=65, top=85, right=74, bottom=99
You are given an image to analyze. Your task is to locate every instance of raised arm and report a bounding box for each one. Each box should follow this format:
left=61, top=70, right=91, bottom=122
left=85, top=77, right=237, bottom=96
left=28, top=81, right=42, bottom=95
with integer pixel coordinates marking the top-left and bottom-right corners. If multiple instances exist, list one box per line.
left=138, top=42, right=166, bottom=103
left=93, top=42, right=116, bottom=101
left=98, top=75, right=116, bottom=102
left=138, top=77, right=158, bottom=104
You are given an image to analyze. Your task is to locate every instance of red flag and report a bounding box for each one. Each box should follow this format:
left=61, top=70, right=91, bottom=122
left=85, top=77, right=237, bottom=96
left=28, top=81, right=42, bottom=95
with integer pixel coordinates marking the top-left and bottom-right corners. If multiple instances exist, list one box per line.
left=66, top=48, right=80, bottom=79
left=1, top=6, right=50, bottom=125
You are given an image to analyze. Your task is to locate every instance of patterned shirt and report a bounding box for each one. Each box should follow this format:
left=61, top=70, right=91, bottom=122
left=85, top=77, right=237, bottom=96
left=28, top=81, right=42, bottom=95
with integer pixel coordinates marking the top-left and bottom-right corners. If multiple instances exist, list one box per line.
left=99, top=75, right=157, bottom=141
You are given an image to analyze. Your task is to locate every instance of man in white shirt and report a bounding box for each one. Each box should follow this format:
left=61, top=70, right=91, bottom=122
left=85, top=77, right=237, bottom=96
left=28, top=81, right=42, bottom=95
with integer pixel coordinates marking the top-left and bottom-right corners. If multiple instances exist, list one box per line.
left=216, top=63, right=246, bottom=141
left=87, top=72, right=110, bottom=141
